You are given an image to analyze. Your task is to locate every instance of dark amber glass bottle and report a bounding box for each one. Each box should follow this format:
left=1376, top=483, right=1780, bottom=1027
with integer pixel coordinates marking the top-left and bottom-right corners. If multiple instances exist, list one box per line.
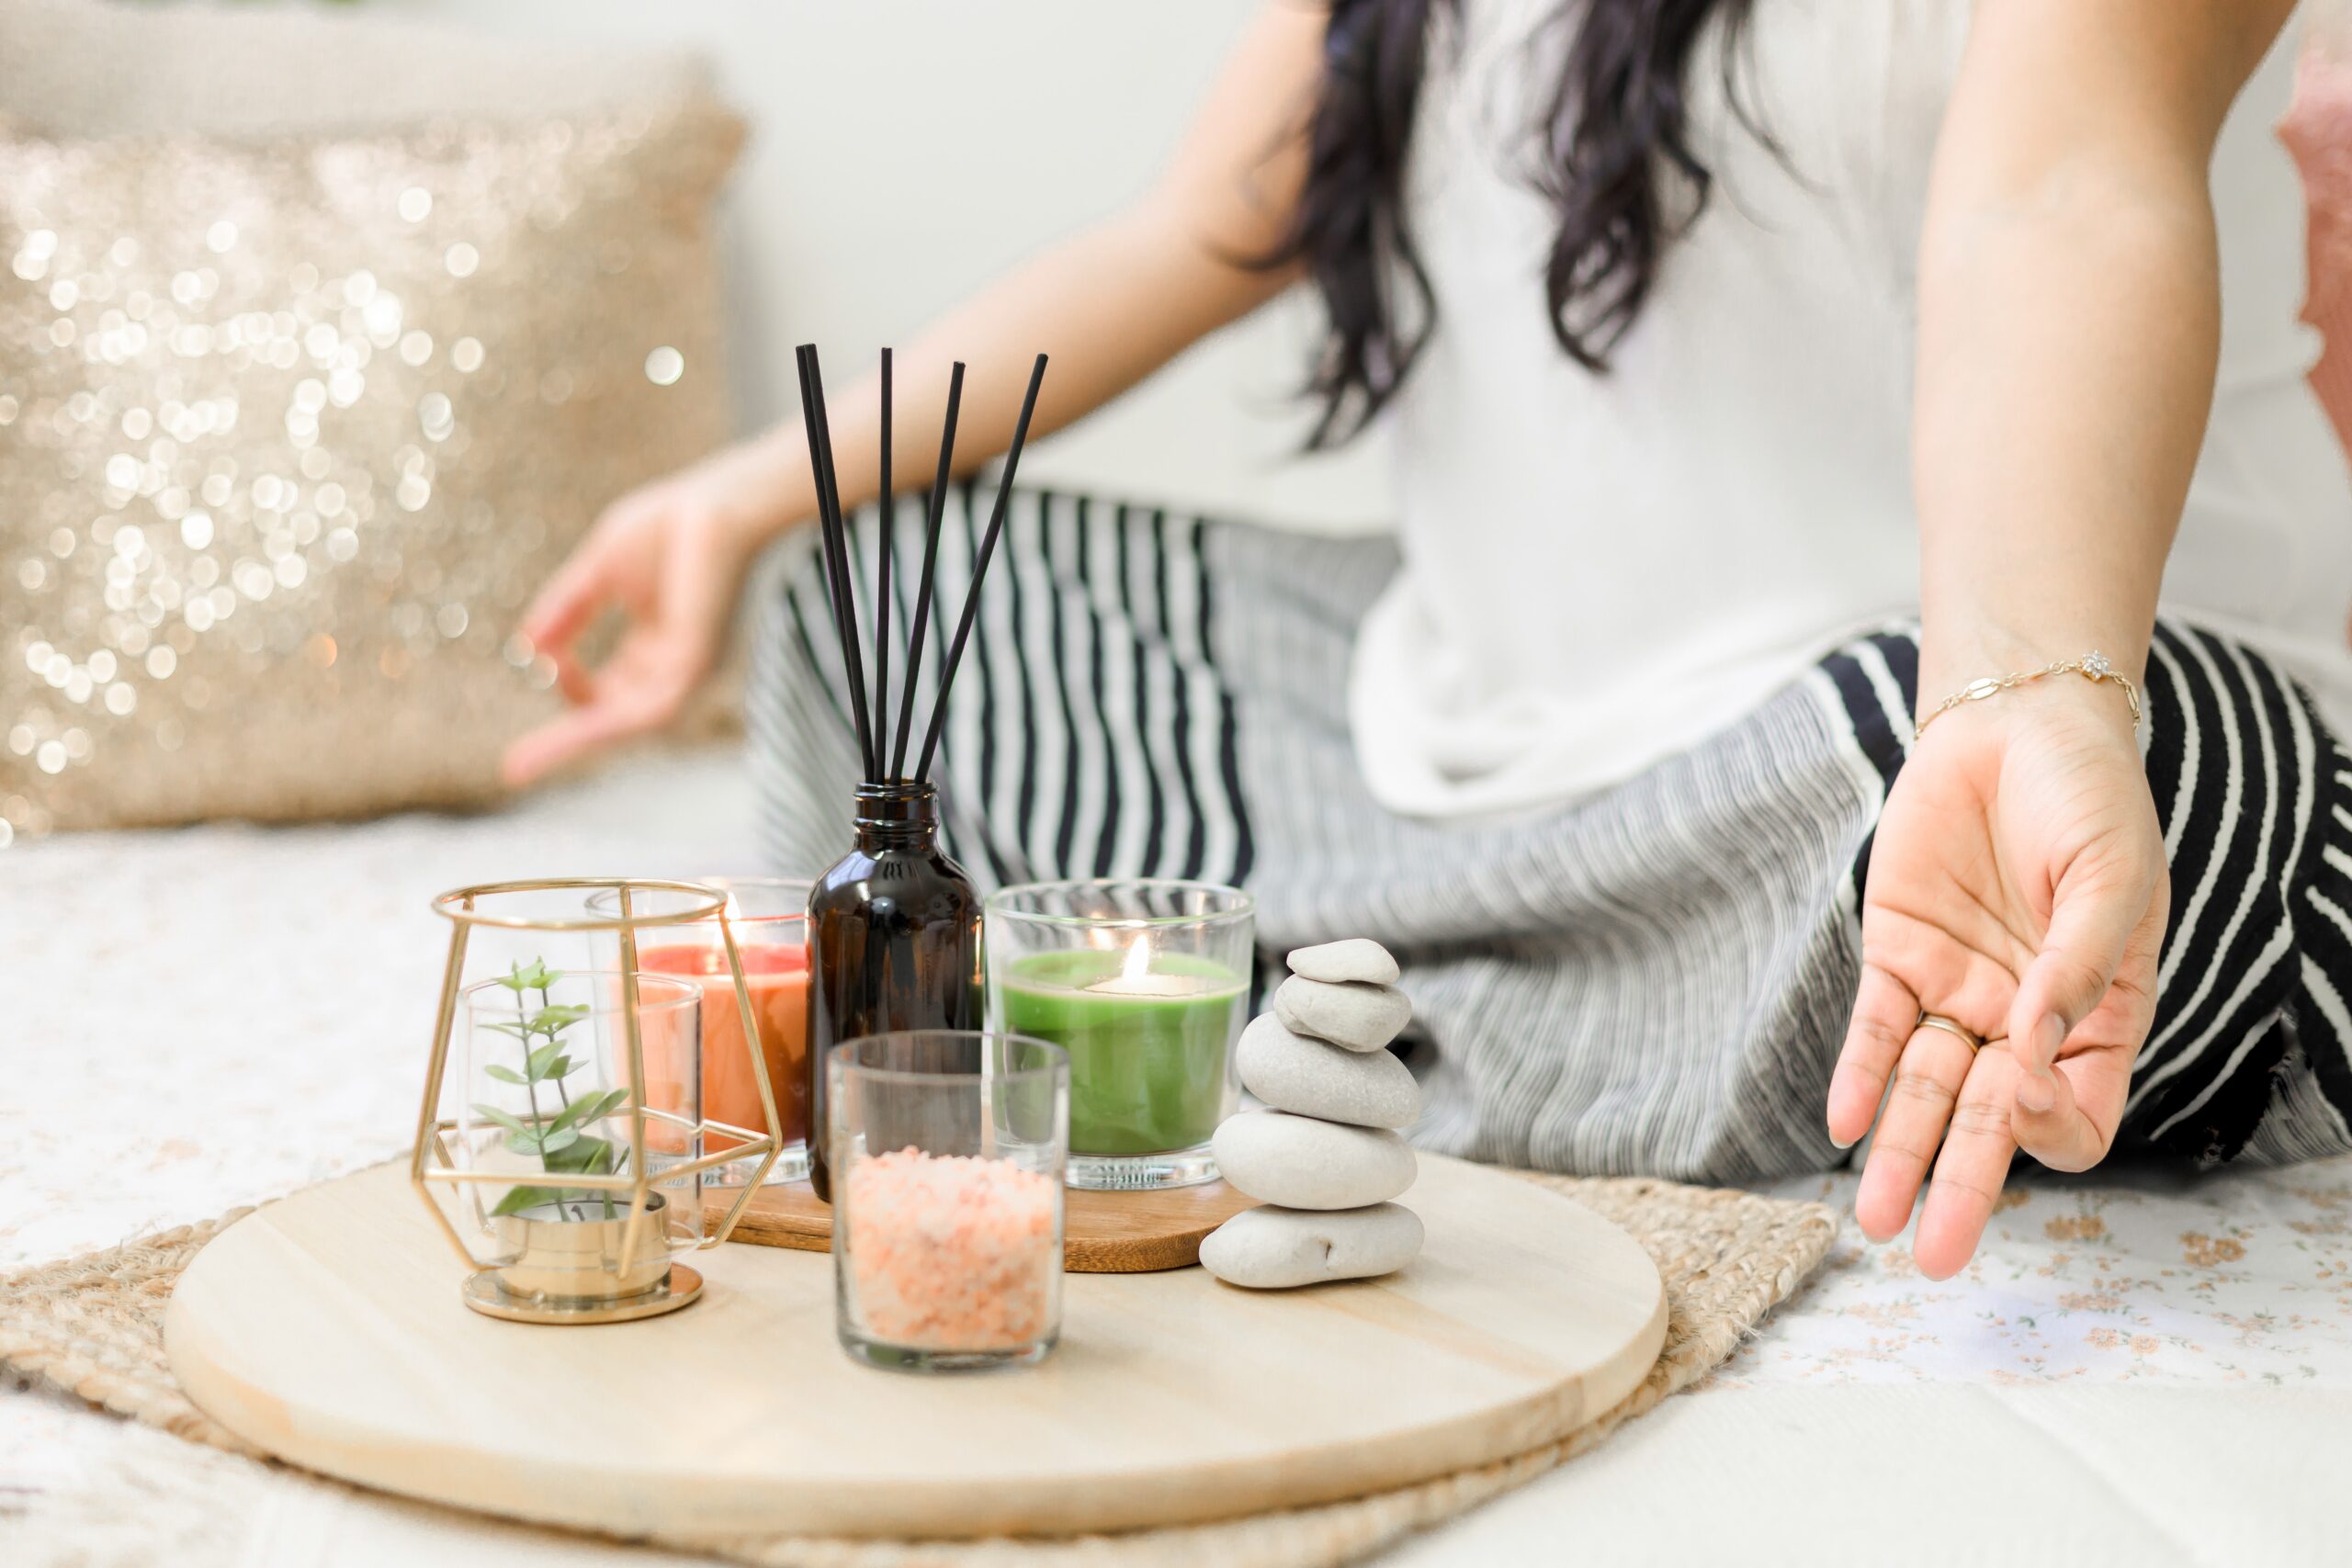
left=803, top=781, right=983, bottom=1201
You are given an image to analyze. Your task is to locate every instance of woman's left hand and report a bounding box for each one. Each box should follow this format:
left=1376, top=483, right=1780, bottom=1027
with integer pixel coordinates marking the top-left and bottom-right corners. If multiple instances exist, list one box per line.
left=1825, top=671, right=2168, bottom=1278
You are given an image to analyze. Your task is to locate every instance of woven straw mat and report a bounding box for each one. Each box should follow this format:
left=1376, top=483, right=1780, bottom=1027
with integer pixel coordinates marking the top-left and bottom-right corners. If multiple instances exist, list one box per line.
left=1, top=1169, right=1836, bottom=1567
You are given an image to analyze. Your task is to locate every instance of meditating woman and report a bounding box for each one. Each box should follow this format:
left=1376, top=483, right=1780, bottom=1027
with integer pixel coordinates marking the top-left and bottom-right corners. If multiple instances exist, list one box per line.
left=506, top=0, right=2352, bottom=1276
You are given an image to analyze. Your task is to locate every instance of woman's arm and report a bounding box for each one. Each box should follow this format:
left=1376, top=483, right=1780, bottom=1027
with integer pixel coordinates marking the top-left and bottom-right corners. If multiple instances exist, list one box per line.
left=503, top=2, right=1326, bottom=784
left=790, top=0, right=1326, bottom=519
left=1829, top=0, right=2296, bottom=1276
left=1914, top=0, right=2293, bottom=694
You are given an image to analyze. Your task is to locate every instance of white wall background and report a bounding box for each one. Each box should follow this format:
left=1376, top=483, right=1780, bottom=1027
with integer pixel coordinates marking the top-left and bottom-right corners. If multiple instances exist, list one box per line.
left=390, top=0, right=1396, bottom=535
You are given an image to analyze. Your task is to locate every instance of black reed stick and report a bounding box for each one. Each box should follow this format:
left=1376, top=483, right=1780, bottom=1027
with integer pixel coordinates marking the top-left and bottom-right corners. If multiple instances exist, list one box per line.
left=810, top=354, right=878, bottom=781
left=872, top=348, right=893, bottom=775
left=892, top=362, right=964, bottom=779
left=914, top=353, right=1047, bottom=784
left=794, top=344, right=877, bottom=782
left=792, top=346, right=860, bottom=773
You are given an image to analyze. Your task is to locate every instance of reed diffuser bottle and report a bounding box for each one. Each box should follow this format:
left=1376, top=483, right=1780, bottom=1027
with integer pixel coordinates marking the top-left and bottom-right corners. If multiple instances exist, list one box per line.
left=792, top=343, right=1048, bottom=1201
left=804, top=784, right=982, bottom=1200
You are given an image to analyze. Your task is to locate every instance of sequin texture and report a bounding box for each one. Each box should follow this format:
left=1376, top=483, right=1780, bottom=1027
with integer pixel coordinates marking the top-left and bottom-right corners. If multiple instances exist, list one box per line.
left=0, top=98, right=741, bottom=838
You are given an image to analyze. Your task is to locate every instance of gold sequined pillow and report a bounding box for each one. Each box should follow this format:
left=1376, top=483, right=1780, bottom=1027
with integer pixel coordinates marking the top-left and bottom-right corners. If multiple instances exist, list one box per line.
left=0, top=98, right=741, bottom=839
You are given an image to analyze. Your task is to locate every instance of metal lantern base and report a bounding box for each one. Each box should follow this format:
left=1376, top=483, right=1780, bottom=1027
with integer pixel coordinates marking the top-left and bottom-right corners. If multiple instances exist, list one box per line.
left=459, top=1263, right=704, bottom=1325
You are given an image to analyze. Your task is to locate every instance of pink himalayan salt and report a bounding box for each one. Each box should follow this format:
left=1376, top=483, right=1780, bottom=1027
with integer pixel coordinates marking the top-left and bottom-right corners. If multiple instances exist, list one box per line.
left=843, top=1147, right=1060, bottom=1351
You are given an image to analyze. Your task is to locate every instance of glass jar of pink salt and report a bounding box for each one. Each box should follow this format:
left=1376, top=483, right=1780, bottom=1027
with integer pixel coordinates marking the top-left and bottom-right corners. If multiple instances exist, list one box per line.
left=830, top=1032, right=1069, bottom=1371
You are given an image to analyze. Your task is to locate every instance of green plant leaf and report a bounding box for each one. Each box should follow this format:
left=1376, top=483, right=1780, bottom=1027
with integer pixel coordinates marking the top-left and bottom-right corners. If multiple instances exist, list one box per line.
left=482, top=1064, right=526, bottom=1084
left=503, top=1129, right=542, bottom=1156
left=535, top=1055, right=573, bottom=1084
left=493, top=964, right=532, bottom=993
left=532, top=1003, right=590, bottom=1031
left=480, top=1020, right=533, bottom=1039
left=544, top=1134, right=613, bottom=1175
left=470, top=1102, right=532, bottom=1137
left=490, top=1183, right=551, bottom=1216
left=548, top=1091, right=603, bottom=1134
left=565, top=1088, right=631, bottom=1128
left=487, top=1182, right=612, bottom=1217
left=526, top=1041, right=570, bottom=1079
left=539, top=1126, right=581, bottom=1155
left=514, top=959, right=560, bottom=990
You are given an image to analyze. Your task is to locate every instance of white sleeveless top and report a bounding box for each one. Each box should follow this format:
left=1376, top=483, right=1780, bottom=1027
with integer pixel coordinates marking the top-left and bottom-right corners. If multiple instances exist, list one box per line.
left=1352, top=0, right=2352, bottom=819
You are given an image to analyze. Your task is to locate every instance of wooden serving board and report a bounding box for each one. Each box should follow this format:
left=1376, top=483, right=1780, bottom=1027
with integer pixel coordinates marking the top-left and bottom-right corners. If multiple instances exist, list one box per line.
left=719, top=1177, right=1258, bottom=1271
left=165, top=1156, right=1667, bottom=1541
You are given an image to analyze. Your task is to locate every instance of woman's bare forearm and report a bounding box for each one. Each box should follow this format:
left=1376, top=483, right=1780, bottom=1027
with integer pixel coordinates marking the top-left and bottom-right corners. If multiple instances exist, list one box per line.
left=793, top=209, right=1296, bottom=520
left=724, top=1, right=1323, bottom=547
left=1913, top=0, right=2291, bottom=703
left=1915, top=166, right=2215, bottom=692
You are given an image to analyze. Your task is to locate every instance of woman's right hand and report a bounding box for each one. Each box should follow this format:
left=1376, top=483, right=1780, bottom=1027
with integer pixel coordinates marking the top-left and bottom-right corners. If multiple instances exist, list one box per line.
left=500, top=439, right=797, bottom=787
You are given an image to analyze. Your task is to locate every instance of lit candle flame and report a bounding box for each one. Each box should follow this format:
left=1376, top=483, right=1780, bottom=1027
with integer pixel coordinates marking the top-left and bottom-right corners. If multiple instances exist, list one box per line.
left=1079, top=931, right=1200, bottom=998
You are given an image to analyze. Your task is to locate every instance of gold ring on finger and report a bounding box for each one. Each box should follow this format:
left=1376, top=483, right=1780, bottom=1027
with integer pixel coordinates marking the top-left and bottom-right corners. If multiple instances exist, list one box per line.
left=1915, top=1012, right=1985, bottom=1054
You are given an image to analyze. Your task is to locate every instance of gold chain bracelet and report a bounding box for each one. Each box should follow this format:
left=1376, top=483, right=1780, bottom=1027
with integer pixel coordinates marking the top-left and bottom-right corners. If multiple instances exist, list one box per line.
left=1913, top=649, right=2143, bottom=742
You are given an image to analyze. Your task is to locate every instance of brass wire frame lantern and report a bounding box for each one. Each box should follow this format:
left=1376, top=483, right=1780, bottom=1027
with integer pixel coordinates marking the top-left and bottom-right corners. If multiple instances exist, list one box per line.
left=412, top=876, right=783, bottom=1324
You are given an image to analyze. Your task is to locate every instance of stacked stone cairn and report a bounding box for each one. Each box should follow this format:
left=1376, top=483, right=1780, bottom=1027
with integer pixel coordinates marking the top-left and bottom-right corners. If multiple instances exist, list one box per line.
left=1200, top=939, right=1425, bottom=1289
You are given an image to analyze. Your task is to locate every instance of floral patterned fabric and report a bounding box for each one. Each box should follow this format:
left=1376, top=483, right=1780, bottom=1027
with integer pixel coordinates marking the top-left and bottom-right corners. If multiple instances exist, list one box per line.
left=1736, top=1157, right=2352, bottom=1389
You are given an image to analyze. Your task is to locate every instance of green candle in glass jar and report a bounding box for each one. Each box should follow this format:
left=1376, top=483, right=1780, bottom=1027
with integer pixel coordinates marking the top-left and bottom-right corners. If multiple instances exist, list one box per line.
left=994, top=942, right=1246, bottom=1159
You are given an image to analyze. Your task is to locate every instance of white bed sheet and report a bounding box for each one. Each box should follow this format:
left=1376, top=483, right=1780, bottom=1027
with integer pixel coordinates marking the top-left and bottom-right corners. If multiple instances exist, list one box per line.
left=6, top=744, right=2349, bottom=1563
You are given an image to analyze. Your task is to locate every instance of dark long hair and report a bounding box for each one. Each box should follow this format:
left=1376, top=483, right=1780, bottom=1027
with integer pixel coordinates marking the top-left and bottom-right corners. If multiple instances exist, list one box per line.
left=1282, top=0, right=1758, bottom=446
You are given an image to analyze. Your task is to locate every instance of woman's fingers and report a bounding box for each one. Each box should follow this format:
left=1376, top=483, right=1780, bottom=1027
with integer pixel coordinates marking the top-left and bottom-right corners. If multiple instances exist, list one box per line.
left=2012, top=1045, right=2125, bottom=1172
left=518, top=524, right=628, bottom=703
left=1827, top=963, right=1921, bottom=1147
left=1853, top=1024, right=1974, bottom=1241
left=2005, top=859, right=2146, bottom=1085
left=500, top=685, right=670, bottom=788
left=1914, top=1051, right=2018, bottom=1278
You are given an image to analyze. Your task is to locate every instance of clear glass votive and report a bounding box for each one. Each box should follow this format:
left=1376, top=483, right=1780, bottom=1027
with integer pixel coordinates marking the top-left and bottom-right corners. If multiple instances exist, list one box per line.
left=458, top=968, right=705, bottom=1311
left=831, top=1031, right=1069, bottom=1372
left=984, top=880, right=1252, bottom=1190
left=592, top=878, right=813, bottom=1185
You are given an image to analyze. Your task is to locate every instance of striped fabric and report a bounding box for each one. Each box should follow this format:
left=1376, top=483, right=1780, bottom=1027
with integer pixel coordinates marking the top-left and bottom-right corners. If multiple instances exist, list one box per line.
left=750, top=492, right=2352, bottom=1182
left=750, top=484, right=1251, bottom=890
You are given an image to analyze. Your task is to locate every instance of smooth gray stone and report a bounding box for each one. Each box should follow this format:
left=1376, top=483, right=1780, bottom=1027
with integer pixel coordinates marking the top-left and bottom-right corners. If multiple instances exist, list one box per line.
left=1200, top=1202, right=1424, bottom=1290
left=1285, top=938, right=1401, bottom=987
left=1273, top=975, right=1411, bottom=1052
left=1237, top=1013, right=1421, bottom=1130
left=1211, top=1111, right=1416, bottom=1210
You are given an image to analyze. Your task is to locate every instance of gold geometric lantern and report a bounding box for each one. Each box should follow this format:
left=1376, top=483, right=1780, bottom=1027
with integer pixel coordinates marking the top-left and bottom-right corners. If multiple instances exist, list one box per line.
left=411, top=877, right=781, bottom=1324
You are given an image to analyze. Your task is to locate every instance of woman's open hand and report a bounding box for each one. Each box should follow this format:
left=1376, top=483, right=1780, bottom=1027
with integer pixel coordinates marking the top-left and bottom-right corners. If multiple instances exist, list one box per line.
left=501, top=441, right=795, bottom=788
left=1825, top=673, right=2167, bottom=1278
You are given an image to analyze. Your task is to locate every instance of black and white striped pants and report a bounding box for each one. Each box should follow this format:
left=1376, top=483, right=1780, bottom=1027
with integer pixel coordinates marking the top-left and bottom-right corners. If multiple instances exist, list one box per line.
left=750, top=490, right=2352, bottom=1182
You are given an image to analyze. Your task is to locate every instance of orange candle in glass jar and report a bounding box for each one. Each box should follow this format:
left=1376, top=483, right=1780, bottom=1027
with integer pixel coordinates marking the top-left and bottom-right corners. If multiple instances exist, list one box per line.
left=590, top=877, right=815, bottom=1179
left=640, top=931, right=810, bottom=1159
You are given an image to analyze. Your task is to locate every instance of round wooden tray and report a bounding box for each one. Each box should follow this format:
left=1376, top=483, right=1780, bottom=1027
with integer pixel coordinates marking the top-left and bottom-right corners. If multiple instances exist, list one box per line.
left=164, top=1156, right=1666, bottom=1540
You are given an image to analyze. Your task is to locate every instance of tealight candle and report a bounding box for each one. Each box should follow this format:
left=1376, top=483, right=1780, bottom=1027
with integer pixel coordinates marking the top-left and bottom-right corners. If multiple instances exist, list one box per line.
left=985, top=881, right=1253, bottom=1190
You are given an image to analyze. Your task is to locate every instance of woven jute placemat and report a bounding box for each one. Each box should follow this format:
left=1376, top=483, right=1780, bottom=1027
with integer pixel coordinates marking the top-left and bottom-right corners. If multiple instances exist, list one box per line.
left=1, top=1169, right=1836, bottom=1566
